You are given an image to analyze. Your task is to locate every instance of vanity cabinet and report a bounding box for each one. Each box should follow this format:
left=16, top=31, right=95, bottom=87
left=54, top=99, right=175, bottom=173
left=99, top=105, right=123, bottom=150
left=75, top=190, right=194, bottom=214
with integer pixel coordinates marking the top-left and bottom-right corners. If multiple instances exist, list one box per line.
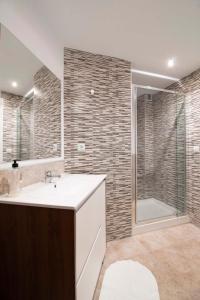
left=76, top=181, right=106, bottom=300
left=0, top=180, right=106, bottom=300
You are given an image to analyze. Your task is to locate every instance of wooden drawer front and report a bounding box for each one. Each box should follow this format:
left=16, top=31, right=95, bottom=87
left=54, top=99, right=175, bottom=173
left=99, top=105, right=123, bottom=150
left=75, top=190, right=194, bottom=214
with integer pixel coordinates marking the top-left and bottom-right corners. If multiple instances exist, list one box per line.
left=76, top=226, right=105, bottom=300
left=76, top=182, right=105, bottom=282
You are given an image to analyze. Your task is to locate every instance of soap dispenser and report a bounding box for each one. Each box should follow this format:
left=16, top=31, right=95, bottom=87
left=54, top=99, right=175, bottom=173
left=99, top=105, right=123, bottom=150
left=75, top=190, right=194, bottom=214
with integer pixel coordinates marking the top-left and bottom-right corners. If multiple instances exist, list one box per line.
left=12, top=160, right=19, bottom=168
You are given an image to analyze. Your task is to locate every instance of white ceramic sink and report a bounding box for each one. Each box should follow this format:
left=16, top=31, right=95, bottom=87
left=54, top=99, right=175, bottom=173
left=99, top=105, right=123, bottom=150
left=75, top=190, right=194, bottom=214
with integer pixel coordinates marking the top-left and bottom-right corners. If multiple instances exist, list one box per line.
left=0, top=173, right=106, bottom=211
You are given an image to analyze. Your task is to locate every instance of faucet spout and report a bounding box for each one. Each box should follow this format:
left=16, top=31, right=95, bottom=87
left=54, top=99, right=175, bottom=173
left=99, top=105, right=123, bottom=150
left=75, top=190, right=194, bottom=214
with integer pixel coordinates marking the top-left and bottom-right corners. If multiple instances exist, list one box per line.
left=45, top=171, right=61, bottom=183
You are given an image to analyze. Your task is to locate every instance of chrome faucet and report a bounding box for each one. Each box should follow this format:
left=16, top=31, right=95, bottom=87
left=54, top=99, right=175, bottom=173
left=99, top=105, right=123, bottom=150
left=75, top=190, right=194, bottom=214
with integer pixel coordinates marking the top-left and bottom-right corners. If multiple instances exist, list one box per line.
left=45, top=170, right=61, bottom=183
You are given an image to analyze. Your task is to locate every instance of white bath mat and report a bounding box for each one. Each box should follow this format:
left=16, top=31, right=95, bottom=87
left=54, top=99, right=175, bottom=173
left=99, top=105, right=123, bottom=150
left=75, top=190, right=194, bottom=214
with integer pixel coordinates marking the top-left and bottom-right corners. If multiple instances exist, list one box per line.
left=99, top=260, right=160, bottom=300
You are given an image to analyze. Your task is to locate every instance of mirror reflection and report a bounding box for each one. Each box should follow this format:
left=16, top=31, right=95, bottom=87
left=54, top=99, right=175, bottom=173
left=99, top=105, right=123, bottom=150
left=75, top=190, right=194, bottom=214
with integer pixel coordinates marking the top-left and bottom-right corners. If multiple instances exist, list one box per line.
left=0, top=24, right=61, bottom=163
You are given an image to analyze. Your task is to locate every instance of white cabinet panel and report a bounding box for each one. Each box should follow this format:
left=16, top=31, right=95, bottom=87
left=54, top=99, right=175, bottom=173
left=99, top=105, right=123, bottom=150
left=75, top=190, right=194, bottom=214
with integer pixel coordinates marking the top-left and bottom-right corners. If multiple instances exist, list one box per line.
left=76, top=227, right=105, bottom=300
left=76, top=182, right=105, bottom=281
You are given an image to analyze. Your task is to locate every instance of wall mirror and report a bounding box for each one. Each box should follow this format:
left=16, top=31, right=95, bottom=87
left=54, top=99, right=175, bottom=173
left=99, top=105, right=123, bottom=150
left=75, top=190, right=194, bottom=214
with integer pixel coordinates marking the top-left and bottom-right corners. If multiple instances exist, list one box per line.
left=0, top=24, right=61, bottom=164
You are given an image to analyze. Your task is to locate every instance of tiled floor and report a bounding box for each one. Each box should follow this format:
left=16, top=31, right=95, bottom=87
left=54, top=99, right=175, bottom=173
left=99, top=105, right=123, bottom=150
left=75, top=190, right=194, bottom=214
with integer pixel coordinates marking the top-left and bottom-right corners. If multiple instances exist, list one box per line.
left=94, top=223, right=200, bottom=300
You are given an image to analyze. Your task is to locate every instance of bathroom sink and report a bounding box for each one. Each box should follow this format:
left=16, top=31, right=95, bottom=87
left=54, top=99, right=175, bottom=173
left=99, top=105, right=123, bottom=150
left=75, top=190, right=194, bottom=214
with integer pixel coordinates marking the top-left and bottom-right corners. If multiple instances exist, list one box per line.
left=0, top=173, right=106, bottom=210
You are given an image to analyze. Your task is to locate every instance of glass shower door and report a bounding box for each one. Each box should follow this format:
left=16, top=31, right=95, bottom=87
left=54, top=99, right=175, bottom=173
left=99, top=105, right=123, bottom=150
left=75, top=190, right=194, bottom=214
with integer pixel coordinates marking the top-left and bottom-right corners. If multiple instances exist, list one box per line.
left=176, top=93, right=186, bottom=216
left=135, top=86, right=186, bottom=223
left=16, top=98, right=34, bottom=161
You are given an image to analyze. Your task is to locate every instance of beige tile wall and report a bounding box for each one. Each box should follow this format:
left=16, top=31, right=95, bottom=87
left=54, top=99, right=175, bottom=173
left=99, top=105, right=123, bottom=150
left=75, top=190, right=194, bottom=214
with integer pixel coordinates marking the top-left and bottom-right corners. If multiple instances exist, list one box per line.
left=1, top=91, right=23, bottom=162
left=1, top=65, right=61, bottom=162
left=32, top=66, right=62, bottom=159
left=0, top=160, right=64, bottom=195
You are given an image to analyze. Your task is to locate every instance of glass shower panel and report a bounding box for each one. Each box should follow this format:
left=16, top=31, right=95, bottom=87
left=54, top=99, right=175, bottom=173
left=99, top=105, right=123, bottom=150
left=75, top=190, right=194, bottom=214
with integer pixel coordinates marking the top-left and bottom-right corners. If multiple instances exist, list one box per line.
left=176, top=94, right=186, bottom=216
left=16, top=98, right=34, bottom=161
left=135, top=87, right=186, bottom=223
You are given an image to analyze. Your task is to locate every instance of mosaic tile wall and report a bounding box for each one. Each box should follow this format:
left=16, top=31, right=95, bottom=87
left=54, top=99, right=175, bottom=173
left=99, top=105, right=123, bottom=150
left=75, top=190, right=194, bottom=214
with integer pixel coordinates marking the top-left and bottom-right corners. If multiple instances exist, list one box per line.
left=64, top=48, right=132, bottom=241
left=1, top=91, right=22, bottom=162
left=137, top=94, right=154, bottom=200
left=1, top=66, right=61, bottom=162
left=32, top=65, right=61, bottom=159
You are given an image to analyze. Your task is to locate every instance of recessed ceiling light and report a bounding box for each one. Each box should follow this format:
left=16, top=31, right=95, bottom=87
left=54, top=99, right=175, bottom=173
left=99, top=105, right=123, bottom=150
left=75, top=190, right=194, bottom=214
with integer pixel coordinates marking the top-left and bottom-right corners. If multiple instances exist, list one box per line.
left=12, top=81, right=18, bottom=87
left=167, top=58, right=175, bottom=68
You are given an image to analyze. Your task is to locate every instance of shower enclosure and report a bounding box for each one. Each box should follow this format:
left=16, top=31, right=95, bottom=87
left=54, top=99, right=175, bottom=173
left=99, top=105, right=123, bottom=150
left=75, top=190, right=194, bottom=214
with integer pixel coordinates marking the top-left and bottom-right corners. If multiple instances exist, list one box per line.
left=16, top=97, right=34, bottom=161
left=133, top=85, right=186, bottom=224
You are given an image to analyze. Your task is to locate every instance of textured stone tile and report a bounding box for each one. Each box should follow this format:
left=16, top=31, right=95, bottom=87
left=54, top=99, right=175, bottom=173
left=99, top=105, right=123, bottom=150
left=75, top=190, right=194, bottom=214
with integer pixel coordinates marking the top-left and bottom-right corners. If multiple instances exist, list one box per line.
left=1, top=66, right=61, bottom=161
left=33, top=66, right=61, bottom=159
left=1, top=91, right=23, bottom=161
left=64, top=48, right=132, bottom=241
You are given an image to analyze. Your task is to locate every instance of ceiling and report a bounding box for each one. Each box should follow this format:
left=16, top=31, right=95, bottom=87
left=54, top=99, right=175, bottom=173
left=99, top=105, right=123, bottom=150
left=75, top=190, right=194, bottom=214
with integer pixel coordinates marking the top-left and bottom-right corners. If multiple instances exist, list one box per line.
left=1, top=0, right=199, bottom=92
left=0, top=24, right=43, bottom=96
left=32, top=0, right=200, bottom=89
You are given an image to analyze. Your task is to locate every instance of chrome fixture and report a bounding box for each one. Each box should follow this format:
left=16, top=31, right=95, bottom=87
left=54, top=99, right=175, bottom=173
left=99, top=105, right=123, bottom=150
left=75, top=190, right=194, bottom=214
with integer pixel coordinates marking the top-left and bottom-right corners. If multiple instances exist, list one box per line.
left=45, top=170, right=61, bottom=183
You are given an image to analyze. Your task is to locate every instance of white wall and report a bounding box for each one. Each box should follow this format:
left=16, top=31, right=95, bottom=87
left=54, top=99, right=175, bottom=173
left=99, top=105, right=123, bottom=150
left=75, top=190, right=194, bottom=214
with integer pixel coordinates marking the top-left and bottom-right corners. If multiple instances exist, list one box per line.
left=0, top=0, right=63, bottom=80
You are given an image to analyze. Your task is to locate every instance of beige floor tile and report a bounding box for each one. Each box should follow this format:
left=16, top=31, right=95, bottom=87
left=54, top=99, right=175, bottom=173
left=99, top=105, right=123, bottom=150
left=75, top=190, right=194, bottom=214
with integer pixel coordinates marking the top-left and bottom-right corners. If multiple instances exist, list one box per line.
left=94, top=223, right=200, bottom=300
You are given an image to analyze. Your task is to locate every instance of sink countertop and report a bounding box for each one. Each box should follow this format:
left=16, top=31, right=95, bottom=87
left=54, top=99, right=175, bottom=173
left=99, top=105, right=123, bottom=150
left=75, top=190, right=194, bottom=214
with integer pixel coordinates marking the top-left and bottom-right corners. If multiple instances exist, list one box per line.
left=0, top=174, right=106, bottom=211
